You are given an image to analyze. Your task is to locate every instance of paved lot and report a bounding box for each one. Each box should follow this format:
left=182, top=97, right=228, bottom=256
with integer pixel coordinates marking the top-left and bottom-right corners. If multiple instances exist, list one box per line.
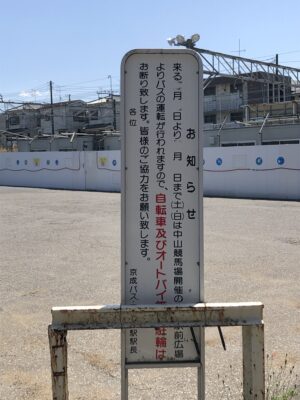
left=0, top=186, right=299, bottom=399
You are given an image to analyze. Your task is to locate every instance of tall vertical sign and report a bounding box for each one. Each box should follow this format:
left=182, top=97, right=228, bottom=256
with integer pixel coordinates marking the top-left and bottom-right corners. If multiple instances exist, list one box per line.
left=121, top=48, right=204, bottom=397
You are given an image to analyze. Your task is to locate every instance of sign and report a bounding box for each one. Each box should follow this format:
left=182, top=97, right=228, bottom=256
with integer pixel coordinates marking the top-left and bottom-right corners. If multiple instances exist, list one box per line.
left=121, top=49, right=203, bottom=366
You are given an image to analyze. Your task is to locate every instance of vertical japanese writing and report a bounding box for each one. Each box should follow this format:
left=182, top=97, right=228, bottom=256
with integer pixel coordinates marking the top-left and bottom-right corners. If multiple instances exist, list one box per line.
left=139, top=62, right=150, bottom=264
left=129, top=328, right=138, bottom=355
left=172, top=62, right=184, bottom=307
left=155, top=62, right=168, bottom=361
left=156, top=63, right=166, bottom=190
left=155, top=327, right=167, bottom=361
left=172, top=62, right=183, bottom=143
left=174, top=327, right=184, bottom=359
left=155, top=192, right=167, bottom=306
left=172, top=62, right=185, bottom=359
left=155, top=192, right=168, bottom=360
left=128, top=106, right=139, bottom=312
left=128, top=61, right=149, bottom=355
left=172, top=173, right=184, bottom=303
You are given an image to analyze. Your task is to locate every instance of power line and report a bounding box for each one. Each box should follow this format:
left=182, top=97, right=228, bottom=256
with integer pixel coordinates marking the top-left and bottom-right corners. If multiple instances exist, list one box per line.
left=56, top=75, right=119, bottom=88
left=0, top=77, right=120, bottom=103
left=254, top=50, right=300, bottom=61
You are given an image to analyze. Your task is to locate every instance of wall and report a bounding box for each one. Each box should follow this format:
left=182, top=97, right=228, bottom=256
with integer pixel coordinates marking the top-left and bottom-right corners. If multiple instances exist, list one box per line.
left=17, top=136, right=95, bottom=152
left=0, top=110, right=40, bottom=135
left=102, top=135, right=121, bottom=150
left=0, top=150, right=120, bottom=192
left=0, top=145, right=299, bottom=200
left=87, top=102, right=120, bottom=131
left=203, top=144, right=300, bottom=200
left=40, top=101, right=87, bottom=134
left=204, top=123, right=300, bottom=147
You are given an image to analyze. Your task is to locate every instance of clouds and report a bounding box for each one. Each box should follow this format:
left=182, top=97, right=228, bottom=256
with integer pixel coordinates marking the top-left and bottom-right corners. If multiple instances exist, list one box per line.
left=19, top=90, right=44, bottom=98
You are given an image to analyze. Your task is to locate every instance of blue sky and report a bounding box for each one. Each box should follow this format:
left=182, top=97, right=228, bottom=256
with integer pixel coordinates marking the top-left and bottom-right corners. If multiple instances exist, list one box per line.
left=1, top=0, right=299, bottom=103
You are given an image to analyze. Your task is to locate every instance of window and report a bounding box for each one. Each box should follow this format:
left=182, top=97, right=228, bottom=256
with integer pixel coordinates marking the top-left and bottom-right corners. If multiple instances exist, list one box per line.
left=230, top=83, right=243, bottom=93
left=268, top=83, right=286, bottom=103
left=221, top=142, right=255, bottom=147
left=262, top=141, right=279, bottom=145
left=280, top=139, right=299, bottom=145
left=73, top=111, right=87, bottom=122
left=9, top=116, right=20, bottom=125
left=237, top=142, right=255, bottom=146
left=31, top=149, right=47, bottom=152
left=263, top=139, right=299, bottom=145
left=204, top=114, right=216, bottom=124
left=204, top=86, right=216, bottom=96
left=222, top=143, right=238, bottom=147
left=230, top=112, right=243, bottom=122
left=89, top=110, right=98, bottom=120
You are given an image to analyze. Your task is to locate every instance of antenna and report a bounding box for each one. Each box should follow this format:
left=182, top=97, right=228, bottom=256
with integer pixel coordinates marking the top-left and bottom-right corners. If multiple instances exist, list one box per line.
left=231, top=39, right=246, bottom=57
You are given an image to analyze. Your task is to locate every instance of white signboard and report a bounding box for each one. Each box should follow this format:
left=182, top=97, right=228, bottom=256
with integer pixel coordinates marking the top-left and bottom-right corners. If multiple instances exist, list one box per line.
left=121, top=49, right=203, bottom=366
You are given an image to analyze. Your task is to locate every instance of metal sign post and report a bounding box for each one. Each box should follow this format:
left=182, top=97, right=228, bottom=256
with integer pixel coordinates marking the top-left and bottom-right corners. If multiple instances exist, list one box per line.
left=121, top=49, right=204, bottom=398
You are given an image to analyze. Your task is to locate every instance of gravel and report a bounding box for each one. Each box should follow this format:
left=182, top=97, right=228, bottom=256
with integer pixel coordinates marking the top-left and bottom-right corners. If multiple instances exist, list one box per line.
left=0, top=186, right=299, bottom=399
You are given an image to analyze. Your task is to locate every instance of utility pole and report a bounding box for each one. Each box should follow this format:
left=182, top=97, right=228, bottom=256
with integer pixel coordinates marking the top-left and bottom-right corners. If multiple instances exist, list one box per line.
left=275, top=53, right=279, bottom=75
left=113, top=98, right=117, bottom=130
left=49, top=80, right=55, bottom=135
left=108, top=75, right=113, bottom=97
left=275, top=54, right=279, bottom=101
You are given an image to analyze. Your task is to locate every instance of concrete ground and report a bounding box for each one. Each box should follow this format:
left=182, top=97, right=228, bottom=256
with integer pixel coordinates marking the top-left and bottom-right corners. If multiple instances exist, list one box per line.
left=0, top=186, right=299, bottom=400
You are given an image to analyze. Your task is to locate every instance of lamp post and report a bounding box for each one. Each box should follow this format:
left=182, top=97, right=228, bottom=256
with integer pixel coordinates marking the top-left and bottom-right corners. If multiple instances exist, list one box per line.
left=107, top=75, right=113, bottom=97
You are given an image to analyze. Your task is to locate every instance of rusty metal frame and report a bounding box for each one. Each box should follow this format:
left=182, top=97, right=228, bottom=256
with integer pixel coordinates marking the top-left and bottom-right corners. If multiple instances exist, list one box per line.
left=48, top=302, right=265, bottom=400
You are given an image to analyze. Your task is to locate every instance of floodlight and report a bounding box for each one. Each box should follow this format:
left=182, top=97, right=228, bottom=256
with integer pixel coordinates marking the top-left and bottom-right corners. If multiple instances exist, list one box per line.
left=176, top=35, right=185, bottom=44
left=191, top=33, right=200, bottom=44
left=167, top=37, right=176, bottom=46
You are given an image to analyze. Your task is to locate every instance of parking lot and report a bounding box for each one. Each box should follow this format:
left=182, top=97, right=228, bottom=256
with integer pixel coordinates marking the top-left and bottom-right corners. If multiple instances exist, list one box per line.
left=0, top=186, right=299, bottom=399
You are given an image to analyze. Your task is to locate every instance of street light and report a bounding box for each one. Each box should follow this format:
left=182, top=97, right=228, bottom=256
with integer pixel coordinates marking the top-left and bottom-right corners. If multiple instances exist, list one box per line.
left=175, top=34, right=185, bottom=44
left=107, top=75, right=113, bottom=97
left=167, top=33, right=200, bottom=49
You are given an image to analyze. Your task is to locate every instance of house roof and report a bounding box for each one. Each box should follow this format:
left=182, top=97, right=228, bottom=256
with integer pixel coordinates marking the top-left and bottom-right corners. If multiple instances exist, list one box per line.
left=88, top=95, right=120, bottom=105
left=39, top=100, right=85, bottom=110
left=5, top=103, right=44, bottom=113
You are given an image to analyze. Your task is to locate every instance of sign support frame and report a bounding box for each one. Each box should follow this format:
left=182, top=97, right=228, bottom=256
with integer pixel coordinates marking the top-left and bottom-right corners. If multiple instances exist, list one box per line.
left=48, top=302, right=265, bottom=400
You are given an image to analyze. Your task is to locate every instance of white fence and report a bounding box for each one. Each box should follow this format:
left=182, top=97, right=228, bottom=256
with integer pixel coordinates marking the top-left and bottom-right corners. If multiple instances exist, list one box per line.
left=0, top=145, right=299, bottom=200
left=203, top=144, right=300, bottom=200
left=0, top=151, right=120, bottom=192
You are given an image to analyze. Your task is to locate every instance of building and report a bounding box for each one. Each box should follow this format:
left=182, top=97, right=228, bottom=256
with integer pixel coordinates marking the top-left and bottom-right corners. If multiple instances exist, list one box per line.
left=0, top=103, right=42, bottom=136
left=85, top=96, right=120, bottom=132
left=202, top=72, right=300, bottom=147
left=203, top=73, right=293, bottom=126
left=0, top=96, right=120, bottom=138
left=39, top=97, right=120, bottom=134
left=39, top=100, right=87, bottom=134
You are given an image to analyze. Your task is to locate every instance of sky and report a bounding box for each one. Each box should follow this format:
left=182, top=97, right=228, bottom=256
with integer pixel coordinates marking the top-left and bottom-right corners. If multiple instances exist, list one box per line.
left=1, top=0, right=300, bottom=104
